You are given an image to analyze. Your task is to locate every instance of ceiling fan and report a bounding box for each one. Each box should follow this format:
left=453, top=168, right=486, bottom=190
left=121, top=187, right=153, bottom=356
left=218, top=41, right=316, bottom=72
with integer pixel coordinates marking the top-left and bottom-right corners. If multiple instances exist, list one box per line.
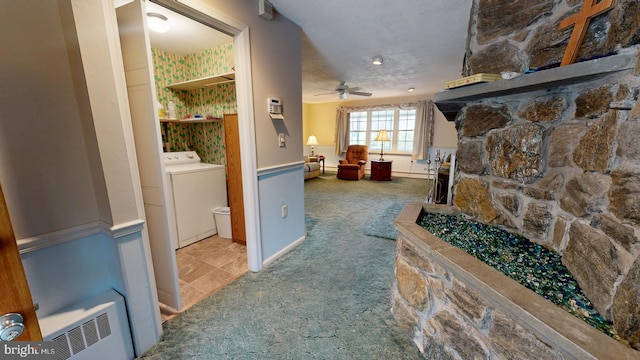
left=316, top=81, right=372, bottom=99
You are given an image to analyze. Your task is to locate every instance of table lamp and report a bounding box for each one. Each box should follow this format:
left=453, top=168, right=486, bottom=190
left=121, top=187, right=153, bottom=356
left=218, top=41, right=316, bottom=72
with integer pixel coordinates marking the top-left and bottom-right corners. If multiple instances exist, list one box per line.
left=374, top=130, right=390, bottom=161
left=306, top=135, right=318, bottom=156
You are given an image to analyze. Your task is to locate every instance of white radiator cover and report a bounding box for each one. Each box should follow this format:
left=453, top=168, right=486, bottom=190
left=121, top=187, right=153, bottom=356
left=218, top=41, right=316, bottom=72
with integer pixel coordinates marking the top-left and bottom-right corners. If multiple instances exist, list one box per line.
left=39, top=289, right=134, bottom=360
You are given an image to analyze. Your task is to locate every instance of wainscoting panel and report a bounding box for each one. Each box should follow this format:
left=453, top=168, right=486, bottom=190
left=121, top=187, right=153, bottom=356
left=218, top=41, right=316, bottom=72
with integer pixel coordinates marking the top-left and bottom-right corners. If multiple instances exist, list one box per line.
left=257, top=162, right=306, bottom=265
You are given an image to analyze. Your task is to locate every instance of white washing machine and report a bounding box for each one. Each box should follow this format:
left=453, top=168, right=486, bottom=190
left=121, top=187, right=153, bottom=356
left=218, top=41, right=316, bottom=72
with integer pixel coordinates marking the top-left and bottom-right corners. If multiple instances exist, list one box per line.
left=164, top=151, right=227, bottom=249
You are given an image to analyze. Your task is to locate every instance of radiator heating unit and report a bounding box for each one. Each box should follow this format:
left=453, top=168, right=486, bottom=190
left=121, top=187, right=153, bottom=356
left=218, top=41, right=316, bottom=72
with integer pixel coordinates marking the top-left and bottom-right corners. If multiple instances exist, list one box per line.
left=39, top=289, right=134, bottom=360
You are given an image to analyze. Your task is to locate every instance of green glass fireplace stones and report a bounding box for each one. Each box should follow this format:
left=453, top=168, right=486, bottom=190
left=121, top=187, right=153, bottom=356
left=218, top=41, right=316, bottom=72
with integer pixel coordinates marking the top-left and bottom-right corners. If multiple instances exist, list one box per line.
left=418, top=212, right=617, bottom=339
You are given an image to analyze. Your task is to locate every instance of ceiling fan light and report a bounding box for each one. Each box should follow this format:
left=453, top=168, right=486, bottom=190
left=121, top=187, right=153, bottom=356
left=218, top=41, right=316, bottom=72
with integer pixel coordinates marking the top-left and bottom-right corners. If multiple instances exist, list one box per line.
left=147, top=12, right=170, bottom=33
left=372, top=56, right=383, bottom=65
left=340, top=92, right=347, bottom=100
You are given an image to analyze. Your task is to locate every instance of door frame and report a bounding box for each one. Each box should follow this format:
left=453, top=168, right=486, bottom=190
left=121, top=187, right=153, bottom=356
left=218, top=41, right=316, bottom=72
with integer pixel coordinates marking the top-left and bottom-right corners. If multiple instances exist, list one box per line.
left=117, top=0, right=183, bottom=310
left=151, top=0, right=262, bottom=271
left=0, top=183, right=41, bottom=341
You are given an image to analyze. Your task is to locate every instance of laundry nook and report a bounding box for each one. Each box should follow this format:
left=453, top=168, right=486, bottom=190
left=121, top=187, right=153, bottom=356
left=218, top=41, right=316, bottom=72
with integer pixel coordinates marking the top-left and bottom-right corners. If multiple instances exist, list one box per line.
left=143, top=1, right=249, bottom=317
left=163, top=151, right=227, bottom=249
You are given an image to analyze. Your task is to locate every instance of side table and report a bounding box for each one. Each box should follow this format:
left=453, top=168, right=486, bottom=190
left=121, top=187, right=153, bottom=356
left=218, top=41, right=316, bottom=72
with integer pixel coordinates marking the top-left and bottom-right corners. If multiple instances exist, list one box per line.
left=370, top=160, right=392, bottom=181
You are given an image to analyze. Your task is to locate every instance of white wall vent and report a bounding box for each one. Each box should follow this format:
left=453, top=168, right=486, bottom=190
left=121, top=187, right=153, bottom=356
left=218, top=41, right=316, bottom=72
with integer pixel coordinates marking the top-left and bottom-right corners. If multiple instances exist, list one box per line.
left=259, top=0, right=273, bottom=20
left=40, top=289, right=134, bottom=360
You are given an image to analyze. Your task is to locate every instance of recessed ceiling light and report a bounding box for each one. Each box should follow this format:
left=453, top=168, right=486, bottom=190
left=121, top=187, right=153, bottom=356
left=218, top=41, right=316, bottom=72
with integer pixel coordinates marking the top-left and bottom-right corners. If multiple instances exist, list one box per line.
left=372, top=56, right=383, bottom=65
left=147, top=12, right=170, bottom=33
left=408, top=87, right=415, bottom=92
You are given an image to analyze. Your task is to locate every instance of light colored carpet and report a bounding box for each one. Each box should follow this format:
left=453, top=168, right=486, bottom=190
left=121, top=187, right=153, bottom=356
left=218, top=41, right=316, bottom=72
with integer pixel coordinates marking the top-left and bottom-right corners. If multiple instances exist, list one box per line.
left=139, top=173, right=428, bottom=359
left=364, top=201, right=406, bottom=240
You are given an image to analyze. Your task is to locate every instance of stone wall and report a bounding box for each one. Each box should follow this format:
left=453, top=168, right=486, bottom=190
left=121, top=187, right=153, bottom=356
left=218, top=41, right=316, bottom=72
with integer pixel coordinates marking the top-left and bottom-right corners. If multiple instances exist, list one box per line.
left=392, top=203, right=639, bottom=359
left=438, top=0, right=640, bottom=350
left=464, top=0, right=640, bottom=75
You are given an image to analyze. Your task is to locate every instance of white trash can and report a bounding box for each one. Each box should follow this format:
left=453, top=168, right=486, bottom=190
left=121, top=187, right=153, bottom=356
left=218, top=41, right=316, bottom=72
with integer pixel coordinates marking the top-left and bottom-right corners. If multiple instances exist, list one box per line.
left=213, top=207, right=232, bottom=239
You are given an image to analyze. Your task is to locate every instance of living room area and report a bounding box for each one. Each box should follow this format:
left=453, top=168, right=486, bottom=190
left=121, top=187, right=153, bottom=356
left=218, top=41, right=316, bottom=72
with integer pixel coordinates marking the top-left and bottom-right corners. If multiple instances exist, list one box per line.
left=301, top=97, right=458, bottom=201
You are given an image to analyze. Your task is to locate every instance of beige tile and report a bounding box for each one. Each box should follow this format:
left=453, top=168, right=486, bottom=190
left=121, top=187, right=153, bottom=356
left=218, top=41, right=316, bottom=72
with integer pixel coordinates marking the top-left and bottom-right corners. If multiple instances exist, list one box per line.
left=198, top=247, right=243, bottom=268
left=171, top=237, right=248, bottom=318
left=225, top=242, right=246, bottom=252
left=208, top=235, right=234, bottom=248
left=221, top=256, right=248, bottom=277
left=190, top=268, right=236, bottom=294
left=178, top=256, right=217, bottom=283
left=182, top=238, right=221, bottom=256
left=180, top=283, right=205, bottom=308
left=184, top=243, right=221, bottom=261
left=175, top=249, right=194, bottom=265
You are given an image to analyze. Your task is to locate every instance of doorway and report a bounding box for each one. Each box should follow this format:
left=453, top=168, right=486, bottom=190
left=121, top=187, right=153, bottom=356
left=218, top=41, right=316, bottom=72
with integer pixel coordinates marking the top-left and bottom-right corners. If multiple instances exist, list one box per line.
left=117, top=0, right=260, bottom=319
left=146, top=1, right=249, bottom=317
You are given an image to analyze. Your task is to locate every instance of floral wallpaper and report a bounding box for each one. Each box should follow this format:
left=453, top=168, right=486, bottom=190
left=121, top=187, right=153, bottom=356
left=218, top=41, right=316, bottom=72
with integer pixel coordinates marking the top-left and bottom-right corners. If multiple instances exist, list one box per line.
left=152, top=44, right=236, bottom=164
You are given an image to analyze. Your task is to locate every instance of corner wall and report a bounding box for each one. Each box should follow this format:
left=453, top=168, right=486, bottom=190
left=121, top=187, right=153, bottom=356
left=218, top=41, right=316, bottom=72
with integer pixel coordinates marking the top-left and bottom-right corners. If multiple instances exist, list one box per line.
left=2, top=0, right=162, bottom=355
left=0, top=0, right=105, bottom=239
left=196, top=0, right=305, bottom=268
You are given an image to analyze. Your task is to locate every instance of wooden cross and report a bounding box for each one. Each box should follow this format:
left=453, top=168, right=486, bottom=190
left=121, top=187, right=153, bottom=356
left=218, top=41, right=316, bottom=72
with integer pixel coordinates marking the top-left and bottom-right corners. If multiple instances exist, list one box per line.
left=558, top=0, right=615, bottom=66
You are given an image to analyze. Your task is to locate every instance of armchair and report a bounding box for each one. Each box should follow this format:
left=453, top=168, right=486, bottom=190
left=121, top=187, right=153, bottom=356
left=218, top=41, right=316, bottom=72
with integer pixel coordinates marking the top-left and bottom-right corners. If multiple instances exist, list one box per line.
left=337, top=145, right=368, bottom=180
left=303, top=155, right=321, bottom=180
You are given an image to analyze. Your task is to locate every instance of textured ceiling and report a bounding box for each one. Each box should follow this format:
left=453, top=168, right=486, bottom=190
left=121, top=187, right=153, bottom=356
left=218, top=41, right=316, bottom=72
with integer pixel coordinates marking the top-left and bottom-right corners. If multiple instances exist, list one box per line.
left=269, top=0, right=473, bottom=103
left=146, top=0, right=473, bottom=104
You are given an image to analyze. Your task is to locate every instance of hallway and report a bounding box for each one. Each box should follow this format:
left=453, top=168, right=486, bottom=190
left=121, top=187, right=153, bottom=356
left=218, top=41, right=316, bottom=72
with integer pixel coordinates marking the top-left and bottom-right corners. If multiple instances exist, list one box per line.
left=142, top=175, right=426, bottom=358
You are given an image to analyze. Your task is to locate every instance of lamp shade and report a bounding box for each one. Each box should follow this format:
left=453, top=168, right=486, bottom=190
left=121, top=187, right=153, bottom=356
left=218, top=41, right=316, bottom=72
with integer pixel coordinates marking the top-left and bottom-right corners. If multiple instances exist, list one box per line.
left=374, top=130, right=390, bottom=142
left=306, top=135, right=319, bottom=146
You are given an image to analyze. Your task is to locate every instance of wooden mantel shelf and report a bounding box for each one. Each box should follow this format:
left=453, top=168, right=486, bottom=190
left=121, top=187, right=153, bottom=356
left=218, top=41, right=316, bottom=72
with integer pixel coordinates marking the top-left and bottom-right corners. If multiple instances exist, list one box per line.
left=435, top=52, right=637, bottom=121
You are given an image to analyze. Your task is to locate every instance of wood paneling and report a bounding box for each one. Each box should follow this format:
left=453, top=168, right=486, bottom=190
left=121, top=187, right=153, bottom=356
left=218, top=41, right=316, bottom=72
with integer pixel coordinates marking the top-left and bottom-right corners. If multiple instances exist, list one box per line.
left=223, top=114, right=246, bottom=245
left=0, top=183, right=42, bottom=341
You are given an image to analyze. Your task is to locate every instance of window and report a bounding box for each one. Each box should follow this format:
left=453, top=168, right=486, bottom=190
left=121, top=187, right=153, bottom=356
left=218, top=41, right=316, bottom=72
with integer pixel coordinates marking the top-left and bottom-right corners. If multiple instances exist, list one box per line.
left=397, top=109, right=416, bottom=152
left=349, top=111, right=367, bottom=145
left=348, top=107, right=416, bottom=153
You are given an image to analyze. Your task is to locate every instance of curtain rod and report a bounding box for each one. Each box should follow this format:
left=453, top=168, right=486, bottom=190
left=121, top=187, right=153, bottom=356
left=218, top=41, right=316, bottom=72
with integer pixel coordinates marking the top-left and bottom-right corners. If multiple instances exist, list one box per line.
left=339, top=100, right=432, bottom=112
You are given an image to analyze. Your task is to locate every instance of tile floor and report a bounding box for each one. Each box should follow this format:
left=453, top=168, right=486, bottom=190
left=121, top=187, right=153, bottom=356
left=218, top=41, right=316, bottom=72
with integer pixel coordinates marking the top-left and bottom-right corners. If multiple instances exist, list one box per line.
left=161, top=235, right=247, bottom=322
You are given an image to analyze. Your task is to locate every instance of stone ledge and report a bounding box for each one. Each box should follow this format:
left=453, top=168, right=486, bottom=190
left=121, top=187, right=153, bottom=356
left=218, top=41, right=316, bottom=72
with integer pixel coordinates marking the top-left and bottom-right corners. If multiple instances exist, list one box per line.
left=393, top=202, right=639, bottom=360
left=434, top=52, right=638, bottom=121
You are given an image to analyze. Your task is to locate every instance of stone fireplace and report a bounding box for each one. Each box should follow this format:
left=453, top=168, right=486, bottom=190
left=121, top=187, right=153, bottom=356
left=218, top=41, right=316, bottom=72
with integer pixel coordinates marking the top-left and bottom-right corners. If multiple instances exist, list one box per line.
left=391, top=0, right=640, bottom=358
left=393, top=203, right=638, bottom=359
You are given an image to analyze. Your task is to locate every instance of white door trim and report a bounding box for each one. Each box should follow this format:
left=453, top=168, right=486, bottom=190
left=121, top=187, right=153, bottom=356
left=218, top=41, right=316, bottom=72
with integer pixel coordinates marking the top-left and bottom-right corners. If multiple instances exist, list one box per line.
left=151, top=0, right=262, bottom=271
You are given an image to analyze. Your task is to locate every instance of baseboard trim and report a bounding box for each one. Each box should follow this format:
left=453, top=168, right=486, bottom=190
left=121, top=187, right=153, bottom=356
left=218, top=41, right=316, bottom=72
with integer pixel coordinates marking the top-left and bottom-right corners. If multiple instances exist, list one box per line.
left=261, top=235, right=305, bottom=268
left=323, top=167, right=432, bottom=180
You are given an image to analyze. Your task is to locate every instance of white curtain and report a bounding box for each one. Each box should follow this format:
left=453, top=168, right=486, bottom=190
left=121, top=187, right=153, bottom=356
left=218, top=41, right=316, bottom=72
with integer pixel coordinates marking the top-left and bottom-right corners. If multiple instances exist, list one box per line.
left=336, top=101, right=433, bottom=158
left=335, top=108, right=349, bottom=155
left=412, top=100, right=434, bottom=160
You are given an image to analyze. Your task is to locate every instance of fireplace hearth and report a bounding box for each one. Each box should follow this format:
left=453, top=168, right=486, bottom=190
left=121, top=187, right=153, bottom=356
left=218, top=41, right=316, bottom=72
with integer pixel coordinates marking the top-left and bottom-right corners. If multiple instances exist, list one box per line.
left=392, top=203, right=639, bottom=359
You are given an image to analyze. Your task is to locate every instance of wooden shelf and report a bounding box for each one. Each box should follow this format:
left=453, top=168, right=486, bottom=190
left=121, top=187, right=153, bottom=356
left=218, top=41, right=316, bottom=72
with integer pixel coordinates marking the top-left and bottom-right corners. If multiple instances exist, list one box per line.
left=160, top=117, right=221, bottom=123
left=180, top=117, right=222, bottom=123
left=435, top=52, right=636, bottom=121
left=166, top=72, right=235, bottom=91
